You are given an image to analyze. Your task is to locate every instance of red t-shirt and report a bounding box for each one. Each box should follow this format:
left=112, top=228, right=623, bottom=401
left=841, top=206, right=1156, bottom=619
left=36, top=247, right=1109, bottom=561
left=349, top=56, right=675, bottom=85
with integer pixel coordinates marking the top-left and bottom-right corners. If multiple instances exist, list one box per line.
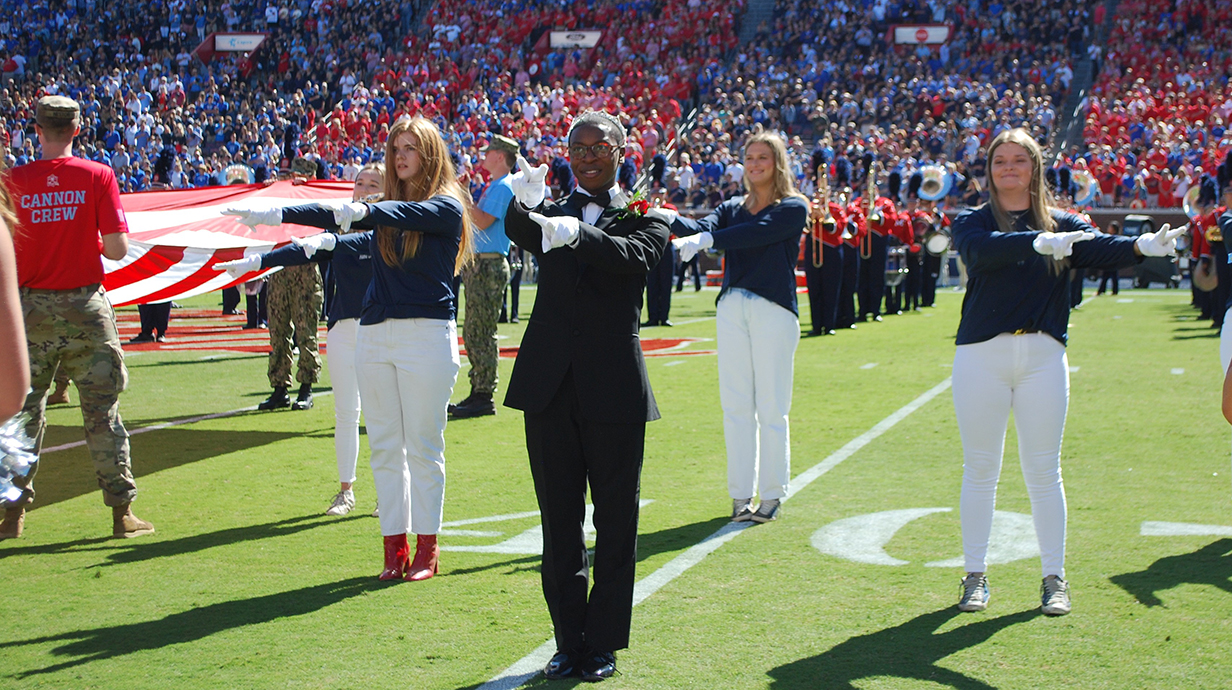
left=7, top=157, right=128, bottom=289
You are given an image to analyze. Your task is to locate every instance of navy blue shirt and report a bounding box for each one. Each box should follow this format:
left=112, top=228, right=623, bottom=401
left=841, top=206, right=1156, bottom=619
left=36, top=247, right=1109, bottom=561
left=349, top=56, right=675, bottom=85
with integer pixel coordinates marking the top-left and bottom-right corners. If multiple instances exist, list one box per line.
left=260, top=234, right=373, bottom=329
left=1221, top=209, right=1232, bottom=312
left=673, top=196, right=809, bottom=315
left=281, top=195, right=464, bottom=325
left=953, top=205, right=1140, bottom=346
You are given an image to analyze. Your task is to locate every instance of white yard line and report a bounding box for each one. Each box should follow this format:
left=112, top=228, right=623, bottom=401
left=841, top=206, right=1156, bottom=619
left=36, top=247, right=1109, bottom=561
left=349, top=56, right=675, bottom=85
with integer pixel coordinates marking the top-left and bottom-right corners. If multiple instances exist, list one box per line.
left=477, top=376, right=953, bottom=690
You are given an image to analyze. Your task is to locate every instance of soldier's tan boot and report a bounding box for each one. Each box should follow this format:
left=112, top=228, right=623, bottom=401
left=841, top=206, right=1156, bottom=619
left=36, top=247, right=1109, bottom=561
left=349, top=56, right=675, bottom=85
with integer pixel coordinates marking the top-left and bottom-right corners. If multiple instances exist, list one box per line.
left=0, top=506, right=24, bottom=539
left=47, top=383, right=71, bottom=405
left=112, top=504, right=155, bottom=539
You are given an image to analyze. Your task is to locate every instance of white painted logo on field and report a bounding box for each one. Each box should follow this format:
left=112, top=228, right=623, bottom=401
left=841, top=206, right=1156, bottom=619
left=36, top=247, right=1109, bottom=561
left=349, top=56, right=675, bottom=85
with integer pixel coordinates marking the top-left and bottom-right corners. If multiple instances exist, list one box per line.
left=860, top=362, right=879, bottom=370
left=811, top=508, right=1038, bottom=567
left=441, top=501, right=653, bottom=554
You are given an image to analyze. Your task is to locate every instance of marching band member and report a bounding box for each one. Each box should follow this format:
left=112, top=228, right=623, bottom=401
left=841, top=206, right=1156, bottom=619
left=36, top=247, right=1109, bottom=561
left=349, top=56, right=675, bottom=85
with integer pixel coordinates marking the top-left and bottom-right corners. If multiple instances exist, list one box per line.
left=885, top=172, right=909, bottom=315
left=902, top=172, right=926, bottom=311
left=950, top=128, right=1182, bottom=617
left=225, top=117, right=474, bottom=583
left=803, top=172, right=846, bottom=336
left=668, top=131, right=809, bottom=527
left=836, top=160, right=863, bottom=330
left=858, top=163, right=895, bottom=322
left=217, top=163, right=384, bottom=517
left=918, top=197, right=949, bottom=308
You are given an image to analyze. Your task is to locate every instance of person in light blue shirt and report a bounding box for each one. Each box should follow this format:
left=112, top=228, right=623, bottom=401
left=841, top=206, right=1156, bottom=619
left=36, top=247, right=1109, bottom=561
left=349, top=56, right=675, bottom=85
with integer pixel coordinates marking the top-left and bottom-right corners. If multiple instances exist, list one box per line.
left=450, top=133, right=518, bottom=419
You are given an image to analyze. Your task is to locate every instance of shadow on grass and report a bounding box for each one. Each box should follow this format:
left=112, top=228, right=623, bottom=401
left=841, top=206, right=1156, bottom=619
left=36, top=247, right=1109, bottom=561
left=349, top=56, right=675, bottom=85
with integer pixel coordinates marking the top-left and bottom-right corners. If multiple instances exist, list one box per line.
left=767, top=606, right=1040, bottom=690
left=1109, top=538, right=1232, bottom=607
left=23, top=426, right=303, bottom=511
left=0, top=576, right=381, bottom=679
left=637, top=516, right=732, bottom=563
left=0, top=513, right=356, bottom=564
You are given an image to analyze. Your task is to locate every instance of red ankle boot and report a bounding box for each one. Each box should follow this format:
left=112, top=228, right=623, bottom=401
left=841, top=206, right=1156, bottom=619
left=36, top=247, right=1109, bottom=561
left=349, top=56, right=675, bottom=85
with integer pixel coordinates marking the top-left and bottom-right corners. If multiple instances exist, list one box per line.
left=405, top=534, right=439, bottom=581
left=378, top=534, right=409, bottom=580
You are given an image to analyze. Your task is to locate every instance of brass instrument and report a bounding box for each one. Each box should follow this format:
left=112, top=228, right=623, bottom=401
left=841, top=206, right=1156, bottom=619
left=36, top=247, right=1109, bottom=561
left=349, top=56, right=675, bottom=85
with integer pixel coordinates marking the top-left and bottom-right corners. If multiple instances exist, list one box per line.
left=811, top=165, right=834, bottom=268
left=859, top=162, right=880, bottom=259
left=1208, top=224, right=1224, bottom=244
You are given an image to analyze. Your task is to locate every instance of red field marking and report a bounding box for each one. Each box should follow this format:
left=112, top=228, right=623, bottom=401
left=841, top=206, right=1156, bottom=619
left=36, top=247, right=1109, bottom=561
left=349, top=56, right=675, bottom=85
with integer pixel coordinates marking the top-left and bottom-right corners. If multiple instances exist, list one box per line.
left=115, top=310, right=717, bottom=357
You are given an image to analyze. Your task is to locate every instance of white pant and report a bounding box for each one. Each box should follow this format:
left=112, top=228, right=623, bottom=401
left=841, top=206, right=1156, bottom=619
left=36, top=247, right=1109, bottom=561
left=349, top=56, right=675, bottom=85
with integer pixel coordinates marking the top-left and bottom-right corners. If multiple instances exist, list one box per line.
left=1220, top=307, right=1232, bottom=375
left=356, top=318, right=459, bottom=536
left=952, top=333, right=1069, bottom=578
left=716, top=290, right=799, bottom=501
left=326, top=318, right=361, bottom=485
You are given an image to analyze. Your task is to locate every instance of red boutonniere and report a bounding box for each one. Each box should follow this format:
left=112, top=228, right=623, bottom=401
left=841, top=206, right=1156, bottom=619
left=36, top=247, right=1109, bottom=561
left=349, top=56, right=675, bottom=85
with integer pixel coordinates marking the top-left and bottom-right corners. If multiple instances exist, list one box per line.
left=613, top=190, right=650, bottom=219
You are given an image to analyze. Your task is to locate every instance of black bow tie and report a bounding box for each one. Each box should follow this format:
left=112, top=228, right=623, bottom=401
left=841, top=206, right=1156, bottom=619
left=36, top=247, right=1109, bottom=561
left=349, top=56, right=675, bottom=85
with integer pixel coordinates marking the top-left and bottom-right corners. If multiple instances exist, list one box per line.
left=568, top=189, right=612, bottom=210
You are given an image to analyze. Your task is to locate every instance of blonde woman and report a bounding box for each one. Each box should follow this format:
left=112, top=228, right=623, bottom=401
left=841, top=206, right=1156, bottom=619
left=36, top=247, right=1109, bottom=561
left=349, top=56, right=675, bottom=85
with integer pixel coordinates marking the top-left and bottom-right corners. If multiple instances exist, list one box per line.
left=0, top=181, right=28, bottom=421
left=217, top=163, right=384, bottom=517
left=666, top=131, right=810, bottom=524
left=950, top=128, right=1181, bottom=616
left=226, top=118, right=473, bottom=581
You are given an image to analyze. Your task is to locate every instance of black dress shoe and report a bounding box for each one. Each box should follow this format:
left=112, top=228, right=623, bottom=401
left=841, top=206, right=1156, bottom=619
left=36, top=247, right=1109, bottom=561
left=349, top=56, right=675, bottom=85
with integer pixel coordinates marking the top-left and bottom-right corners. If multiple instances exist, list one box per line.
left=640, top=320, right=659, bottom=327
left=660, top=320, right=673, bottom=327
left=544, top=650, right=579, bottom=680
left=580, top=650, right=617, bottom=682
left=128, top=333, right=155, bottom=343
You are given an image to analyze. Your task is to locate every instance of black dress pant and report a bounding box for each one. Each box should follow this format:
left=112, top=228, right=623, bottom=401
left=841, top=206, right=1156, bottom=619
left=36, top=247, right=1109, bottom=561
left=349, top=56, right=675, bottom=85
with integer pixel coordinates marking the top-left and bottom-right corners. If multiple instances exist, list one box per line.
left=138, top=302, right=172, bottom=336
left=838, top=244, right=859, bottom=328
left=221, top=286, right=241, bottom=314
left=1097, top=270, right=1119, bottom=295
left=903, top=250, right=922, bottom=310
left=676, top=255, right=701, bottom=291
left=857, top=232, right=887, bottom=317
left=921, top=251, right=941, bottom=307
left=524, top=370, right=645, bottom=653
left=803, top=240, right=841, bottom=333
left=245, top=283, right=268, bottom=327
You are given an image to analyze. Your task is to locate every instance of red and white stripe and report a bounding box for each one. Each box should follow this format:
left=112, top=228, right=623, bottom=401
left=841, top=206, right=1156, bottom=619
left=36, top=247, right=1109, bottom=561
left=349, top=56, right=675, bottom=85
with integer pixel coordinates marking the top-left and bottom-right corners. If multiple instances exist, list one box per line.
left=103, top=180, right=354, bottom=307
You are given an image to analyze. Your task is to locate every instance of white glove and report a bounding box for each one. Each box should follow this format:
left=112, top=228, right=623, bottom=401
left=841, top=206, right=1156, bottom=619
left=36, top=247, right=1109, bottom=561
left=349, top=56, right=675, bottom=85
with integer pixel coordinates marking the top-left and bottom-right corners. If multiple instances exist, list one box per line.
left=528, top=212, right=580, bottom=252
left=509, top=155, right=548, bottom=208
left=1031, top=230, right=1094, bottom=260
left=212, top=254, right=264, bottom=278
left=222, top=207, right=283, bottom=229
left=647, top=207, right=679, bottom=225
left=1135, top=223, right=1185, bottom=257
left=290, top=233, right=338, bottom=258
left=672, top=232, right=714, bottom=262
left=319, top=199, right=369, bottom=232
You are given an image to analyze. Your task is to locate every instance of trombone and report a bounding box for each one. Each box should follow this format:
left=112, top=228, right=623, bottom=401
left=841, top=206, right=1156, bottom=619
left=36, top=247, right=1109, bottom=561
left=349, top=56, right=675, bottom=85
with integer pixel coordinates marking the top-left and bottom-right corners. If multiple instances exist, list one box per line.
left=811, top=165, right=835, bottom=267
left=861, top=161, right=881, bottom=259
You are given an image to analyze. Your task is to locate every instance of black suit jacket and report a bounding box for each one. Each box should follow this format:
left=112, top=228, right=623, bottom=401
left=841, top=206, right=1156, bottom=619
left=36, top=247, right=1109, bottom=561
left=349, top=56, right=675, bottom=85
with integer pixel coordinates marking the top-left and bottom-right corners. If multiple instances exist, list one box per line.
left=503, top=195, right=671, bottom=424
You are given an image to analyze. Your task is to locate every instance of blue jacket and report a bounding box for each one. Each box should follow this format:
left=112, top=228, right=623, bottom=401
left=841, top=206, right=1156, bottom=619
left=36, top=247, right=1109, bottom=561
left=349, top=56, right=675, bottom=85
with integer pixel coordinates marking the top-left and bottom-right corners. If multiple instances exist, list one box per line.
left=281, top=195, right=463, bottom=325
left=260, top=234, right=373, bottom=330
left=672, top=196, right=809, bottom=315
left=953, top=205, right=1140, bottom=346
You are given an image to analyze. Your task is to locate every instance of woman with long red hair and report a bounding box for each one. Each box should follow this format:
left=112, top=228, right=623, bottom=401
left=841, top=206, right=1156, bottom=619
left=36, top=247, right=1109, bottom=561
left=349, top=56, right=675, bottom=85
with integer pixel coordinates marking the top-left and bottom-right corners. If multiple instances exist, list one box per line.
left=226, top=117, right=473, bottom=581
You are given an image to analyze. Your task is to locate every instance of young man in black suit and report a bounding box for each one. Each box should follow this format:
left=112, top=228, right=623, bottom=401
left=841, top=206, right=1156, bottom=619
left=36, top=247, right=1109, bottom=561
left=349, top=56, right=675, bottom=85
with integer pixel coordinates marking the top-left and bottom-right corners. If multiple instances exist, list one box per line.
left=503, top=111, right=671, bottom=682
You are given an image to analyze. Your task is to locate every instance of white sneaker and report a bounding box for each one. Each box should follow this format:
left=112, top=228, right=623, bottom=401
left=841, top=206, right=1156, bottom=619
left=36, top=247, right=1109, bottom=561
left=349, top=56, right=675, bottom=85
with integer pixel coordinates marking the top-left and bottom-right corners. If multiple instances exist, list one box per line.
left=958, top=572, right=990, bottom=612
left=371, top=504, right=380, bottom=518
left=325, top=489, right=355, bottom=516
left=1041, top=575, right=1071, bottom=616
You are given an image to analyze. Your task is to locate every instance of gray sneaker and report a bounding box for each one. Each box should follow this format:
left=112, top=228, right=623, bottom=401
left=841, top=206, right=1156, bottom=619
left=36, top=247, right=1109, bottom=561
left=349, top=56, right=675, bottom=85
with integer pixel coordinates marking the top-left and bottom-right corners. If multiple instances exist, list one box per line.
left=325, top=489, right=355, bottom=516
left=731, top=498, right=755, bottom=522
left=1041, top=575, right=1071, bottom=616
left=750, top=498, right=781, bottom=523
left=958, top=572, right=990, bottom=612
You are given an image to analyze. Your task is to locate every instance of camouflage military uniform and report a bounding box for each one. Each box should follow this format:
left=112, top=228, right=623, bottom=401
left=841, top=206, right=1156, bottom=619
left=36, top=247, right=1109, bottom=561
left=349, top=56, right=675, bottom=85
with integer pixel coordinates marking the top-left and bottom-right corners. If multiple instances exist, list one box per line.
left=266, top=263, right=324, bottom=387
left=16, top=285, right=136, bottom=507
left=461, top=256, right=510, bottom=396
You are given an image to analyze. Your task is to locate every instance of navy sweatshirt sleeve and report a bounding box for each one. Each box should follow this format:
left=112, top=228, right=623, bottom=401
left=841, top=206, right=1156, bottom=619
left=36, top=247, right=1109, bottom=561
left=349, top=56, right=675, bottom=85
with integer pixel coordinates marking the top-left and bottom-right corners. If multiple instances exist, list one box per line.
left=284, top=198, right=461, bottom=325
left=954, top=206, right=1139, bottom=346
left=671, top=196, right=808, bottom=314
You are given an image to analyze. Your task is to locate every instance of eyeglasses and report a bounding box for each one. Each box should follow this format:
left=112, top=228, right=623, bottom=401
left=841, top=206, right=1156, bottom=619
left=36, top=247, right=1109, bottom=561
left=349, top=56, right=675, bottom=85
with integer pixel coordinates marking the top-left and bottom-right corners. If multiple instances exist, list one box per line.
left=568, top=142, right=618, bottom=159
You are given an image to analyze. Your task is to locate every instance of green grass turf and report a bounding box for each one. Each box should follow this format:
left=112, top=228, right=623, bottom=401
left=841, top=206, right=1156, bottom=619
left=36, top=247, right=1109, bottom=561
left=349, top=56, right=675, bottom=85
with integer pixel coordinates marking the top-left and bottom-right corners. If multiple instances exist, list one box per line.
left=2, top=284, right=1230, bottom=689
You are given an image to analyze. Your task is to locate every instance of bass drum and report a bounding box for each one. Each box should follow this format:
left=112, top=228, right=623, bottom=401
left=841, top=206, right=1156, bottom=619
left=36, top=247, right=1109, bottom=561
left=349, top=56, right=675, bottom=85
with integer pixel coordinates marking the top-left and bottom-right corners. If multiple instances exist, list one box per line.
left=885, top=245, right=908, bottom=287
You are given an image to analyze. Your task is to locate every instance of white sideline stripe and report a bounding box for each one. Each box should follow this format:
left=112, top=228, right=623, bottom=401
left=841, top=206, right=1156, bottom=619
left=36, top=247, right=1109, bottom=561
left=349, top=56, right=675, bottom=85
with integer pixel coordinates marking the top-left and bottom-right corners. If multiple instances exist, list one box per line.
left=477, top=376, right=953, bottom=690
left=1171, top=368, right=1185, bottom=375
left=41, top=391, right=335, bottom=454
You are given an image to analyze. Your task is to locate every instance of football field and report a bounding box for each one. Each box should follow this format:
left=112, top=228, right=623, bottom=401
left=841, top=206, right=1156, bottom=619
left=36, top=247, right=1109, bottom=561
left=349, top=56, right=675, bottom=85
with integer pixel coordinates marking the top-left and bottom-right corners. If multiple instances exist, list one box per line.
left=2, top=284, right=1230, bottom=689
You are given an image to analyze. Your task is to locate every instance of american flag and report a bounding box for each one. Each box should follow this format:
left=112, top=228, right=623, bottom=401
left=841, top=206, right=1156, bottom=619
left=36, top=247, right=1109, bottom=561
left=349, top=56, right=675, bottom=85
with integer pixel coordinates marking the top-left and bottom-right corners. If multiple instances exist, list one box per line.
left=104, top=180, right=354, bottom=307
